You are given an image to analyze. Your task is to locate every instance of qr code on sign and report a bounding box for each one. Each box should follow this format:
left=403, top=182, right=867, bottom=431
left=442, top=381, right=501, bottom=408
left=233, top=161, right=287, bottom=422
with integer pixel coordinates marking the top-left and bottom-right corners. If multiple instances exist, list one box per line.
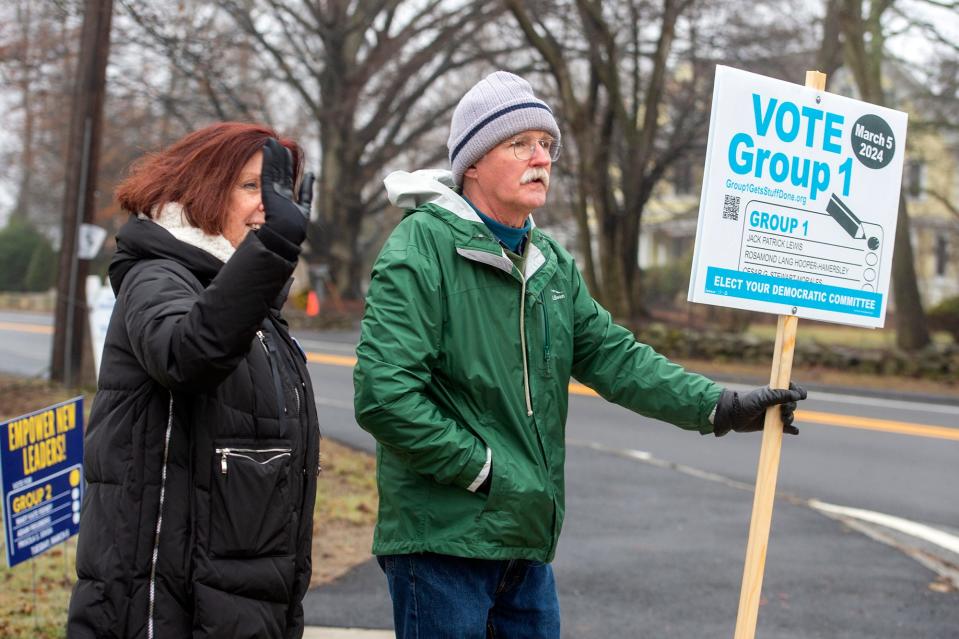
left=722, top=195, right=740, bottom=220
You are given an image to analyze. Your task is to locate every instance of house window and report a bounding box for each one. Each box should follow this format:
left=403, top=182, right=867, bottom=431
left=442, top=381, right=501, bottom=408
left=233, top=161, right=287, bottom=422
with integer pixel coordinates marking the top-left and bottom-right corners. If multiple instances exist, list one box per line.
left=673, top=161, right=692, bottom=195
left=907, top=160, right=923, bottom=198
left=935, top=236, right=948, bottom=277
left=672, top=236, right=686, bottom=260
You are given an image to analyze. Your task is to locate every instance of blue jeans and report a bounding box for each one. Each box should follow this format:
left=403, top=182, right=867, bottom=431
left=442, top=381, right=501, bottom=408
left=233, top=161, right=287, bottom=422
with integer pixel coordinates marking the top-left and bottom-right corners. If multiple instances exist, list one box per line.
left=378, top=553, right=561, bottom=639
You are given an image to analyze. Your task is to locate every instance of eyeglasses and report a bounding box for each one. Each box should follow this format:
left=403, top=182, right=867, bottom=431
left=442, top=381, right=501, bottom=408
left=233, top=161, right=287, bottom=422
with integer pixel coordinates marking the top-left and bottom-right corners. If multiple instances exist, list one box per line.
left=507, top=137, right=561, bottom=162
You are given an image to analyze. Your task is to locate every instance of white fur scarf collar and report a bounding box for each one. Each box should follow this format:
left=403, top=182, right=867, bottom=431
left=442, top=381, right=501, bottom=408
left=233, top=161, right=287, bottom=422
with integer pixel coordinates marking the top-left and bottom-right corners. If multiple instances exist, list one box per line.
left=142, top=202, right=236, bottom=263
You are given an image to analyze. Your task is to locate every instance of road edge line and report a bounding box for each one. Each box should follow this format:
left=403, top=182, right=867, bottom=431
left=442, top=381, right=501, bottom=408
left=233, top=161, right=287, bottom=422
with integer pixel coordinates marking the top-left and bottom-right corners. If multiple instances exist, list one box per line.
left=570, top=439, right=959, bottom=590
left=808, top=499, right=959, bottom=555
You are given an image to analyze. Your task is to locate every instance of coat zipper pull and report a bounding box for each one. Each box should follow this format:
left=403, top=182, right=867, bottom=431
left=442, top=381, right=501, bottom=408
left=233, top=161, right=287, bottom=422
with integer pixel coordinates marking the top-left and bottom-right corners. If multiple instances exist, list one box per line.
left=220, top=448, right=229, bottom=474
left=256, top=328, right=287, bottom=416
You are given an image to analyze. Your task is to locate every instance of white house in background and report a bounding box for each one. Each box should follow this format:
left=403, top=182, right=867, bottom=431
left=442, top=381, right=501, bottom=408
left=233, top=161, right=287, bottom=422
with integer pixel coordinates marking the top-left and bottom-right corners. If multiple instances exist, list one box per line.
left=902, top=131, right=959, bottom=307
left=639, top=157, right=701, bottom=270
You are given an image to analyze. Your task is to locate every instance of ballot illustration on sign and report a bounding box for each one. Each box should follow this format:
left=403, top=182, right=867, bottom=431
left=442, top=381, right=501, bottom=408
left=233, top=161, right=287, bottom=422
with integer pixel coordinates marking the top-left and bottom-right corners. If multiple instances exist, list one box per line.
left=688, top=66, right=908, bottom=329
left=736, top=193, right=884, bottom=294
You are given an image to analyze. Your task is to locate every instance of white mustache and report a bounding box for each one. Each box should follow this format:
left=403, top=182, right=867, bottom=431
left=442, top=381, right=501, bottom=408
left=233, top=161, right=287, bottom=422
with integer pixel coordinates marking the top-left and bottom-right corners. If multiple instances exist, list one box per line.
left=520, top=168, right=550, bottom=190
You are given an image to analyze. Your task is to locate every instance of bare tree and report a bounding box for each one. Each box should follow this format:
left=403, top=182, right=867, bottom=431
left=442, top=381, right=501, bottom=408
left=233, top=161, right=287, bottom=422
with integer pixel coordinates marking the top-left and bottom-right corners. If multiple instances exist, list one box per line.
left=506, top=0, right=765, bottom=321
left=504, top=0, right=808, bottom=321
left=0, top=2, right=81, bottom=232
left=119, top=0, right=505, bottom=298
left=829, top=0, right=934, bottom=350
left=223, top=0, right=511, bottom=297
left=119, top=0, right=272, bottom=125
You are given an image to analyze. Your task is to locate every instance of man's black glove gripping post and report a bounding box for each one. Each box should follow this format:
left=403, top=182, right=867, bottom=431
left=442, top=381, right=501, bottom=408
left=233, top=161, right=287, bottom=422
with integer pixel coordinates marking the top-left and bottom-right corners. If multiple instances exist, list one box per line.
left=713, top=383, right=807, bottom=437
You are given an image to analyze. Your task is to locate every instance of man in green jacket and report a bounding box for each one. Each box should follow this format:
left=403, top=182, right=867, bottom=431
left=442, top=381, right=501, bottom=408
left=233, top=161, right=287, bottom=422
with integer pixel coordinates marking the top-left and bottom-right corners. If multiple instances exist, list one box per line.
left=354, top=70, right=806, bottom=639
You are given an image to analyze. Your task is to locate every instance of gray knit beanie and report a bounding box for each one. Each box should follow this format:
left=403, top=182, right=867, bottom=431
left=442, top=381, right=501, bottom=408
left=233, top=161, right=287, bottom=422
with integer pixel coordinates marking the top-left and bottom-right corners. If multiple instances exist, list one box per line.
left=447, top=71, right=561, bottom=186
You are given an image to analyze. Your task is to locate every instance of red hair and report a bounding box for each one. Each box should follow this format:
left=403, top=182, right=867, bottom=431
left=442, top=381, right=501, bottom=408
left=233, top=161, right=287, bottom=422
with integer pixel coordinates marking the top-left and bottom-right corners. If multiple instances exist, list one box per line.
left=115, top=122, right=303, bottom=234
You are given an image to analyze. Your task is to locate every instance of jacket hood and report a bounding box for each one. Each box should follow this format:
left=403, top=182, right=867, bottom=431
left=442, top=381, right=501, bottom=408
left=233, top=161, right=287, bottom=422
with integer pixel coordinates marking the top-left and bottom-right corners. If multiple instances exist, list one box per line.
left=385, top=169, right=551, bottom=281
left=109, top=215, right=225, bottom=295
left=385, top=170, right=480, bottom=222
left=384, top=169, right=538, bottom=229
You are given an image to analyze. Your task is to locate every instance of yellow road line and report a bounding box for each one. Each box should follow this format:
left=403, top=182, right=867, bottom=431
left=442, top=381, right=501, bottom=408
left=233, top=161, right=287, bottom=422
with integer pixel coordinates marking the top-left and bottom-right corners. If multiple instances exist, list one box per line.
left=307, top=352, right=358, bottom=367
left=570, top=382, right=598, bottom=397
left=569, top=383, right=957, bottom=441
left=308, top=356, right=956, bottom=442
left=0, top=321, right=52, bottom=335
left=796, top=409, right=959, bottom=441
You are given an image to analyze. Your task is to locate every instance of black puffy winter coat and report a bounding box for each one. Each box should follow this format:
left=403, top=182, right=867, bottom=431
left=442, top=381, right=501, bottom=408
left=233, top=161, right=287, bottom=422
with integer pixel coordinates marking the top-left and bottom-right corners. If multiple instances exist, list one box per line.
left=67, top=216, right=321, bottom=638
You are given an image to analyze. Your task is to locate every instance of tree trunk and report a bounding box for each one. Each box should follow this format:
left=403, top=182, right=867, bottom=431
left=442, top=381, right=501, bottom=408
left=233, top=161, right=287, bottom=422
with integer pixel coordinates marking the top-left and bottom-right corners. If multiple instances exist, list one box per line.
left=891, top=193, right=931, bottom=349
left=838, top=0, right=930, bottom=351
left=573, top=137, right=598, bottom=294
left=11, top=1, right=35, bottom=224
left=51, top=0, right=113, bottom=386
left=13, top=85, right=34, bottom=224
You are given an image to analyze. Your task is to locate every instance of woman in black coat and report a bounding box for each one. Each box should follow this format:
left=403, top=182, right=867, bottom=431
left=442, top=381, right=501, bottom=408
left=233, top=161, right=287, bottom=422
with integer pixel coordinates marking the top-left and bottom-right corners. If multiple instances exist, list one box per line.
left=68, top=122, right=321, bottom=638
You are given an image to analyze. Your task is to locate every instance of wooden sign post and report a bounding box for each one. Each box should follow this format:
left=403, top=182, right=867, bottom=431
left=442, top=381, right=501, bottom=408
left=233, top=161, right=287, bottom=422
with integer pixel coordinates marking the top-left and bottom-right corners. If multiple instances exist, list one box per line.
left=731, top=311, right=799, bottom=638
left=731, top=69, right=826, bottom=639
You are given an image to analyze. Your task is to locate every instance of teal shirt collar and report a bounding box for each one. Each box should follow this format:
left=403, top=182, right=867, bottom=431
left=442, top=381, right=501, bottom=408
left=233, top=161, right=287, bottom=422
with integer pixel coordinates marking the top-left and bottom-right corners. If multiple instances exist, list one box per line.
left=463, top=196, right=530, bottom=254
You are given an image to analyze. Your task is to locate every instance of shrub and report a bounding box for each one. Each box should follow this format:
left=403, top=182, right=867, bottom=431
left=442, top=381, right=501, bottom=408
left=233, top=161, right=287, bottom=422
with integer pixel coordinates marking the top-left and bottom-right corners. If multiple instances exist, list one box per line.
left=643, top=257, right=691, bottom=306
left=928, top=295, right=959, bottom=343
left=25, top=237, right=57, bottom=291
left=0, top=221, right=56, bottom=292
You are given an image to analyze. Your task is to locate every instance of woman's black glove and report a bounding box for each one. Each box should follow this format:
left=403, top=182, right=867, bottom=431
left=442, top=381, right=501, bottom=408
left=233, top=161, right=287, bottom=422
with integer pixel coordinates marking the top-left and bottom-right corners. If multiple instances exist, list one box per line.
left=257, top=138, right=315, bottom=260
left=713, top=383, right=807, bottom=437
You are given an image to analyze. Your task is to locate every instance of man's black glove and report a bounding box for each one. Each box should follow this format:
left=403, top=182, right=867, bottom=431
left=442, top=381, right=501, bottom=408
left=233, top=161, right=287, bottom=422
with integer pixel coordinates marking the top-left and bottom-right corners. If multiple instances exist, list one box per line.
left=257, top=138, right=315, bottom=260
left=712, top=383, right=807, bottom=437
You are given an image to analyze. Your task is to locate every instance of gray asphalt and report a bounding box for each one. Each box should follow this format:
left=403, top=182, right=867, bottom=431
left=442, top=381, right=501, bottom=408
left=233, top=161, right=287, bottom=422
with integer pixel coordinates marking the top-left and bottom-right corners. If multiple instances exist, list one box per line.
left=0, top=311, right=52, bottom=377
left=295, top=330, right=959, bottom=637
left=305, top=438, right=959, bottom=637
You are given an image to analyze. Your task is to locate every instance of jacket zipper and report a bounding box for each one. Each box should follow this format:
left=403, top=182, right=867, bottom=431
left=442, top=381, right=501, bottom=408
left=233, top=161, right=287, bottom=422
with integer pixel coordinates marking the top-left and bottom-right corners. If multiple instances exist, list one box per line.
left=148, top=394, right=174, bottom=639
left=539, top=291, right=552, bottom=374
left=520, top=276, right=533, bottom=417
left=256, top=329, right=286, bottom=417
left=215, top=447, right=293, bottom=474
left=264, top=319, right=317, bottom=478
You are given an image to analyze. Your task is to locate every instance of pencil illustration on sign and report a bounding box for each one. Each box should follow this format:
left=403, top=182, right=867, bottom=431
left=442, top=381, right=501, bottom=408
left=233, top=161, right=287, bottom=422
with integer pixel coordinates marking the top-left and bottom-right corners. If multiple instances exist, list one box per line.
left=826, top=193, right=865, bottom=239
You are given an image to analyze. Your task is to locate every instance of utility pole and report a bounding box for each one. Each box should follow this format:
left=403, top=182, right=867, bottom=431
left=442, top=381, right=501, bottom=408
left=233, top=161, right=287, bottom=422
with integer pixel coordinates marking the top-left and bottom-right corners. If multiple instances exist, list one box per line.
left=51, top=0, right=113, bottom=386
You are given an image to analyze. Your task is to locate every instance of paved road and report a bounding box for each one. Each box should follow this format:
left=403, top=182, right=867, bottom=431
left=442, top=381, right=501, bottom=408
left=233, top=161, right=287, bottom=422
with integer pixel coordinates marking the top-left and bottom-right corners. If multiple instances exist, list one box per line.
left=294, top=329, right=959, bottom=637
left=0, top=311, right=52, bottom=377
left=296, top=330, right=959, bottom=526
left=2, top=314, right=958, bottom=636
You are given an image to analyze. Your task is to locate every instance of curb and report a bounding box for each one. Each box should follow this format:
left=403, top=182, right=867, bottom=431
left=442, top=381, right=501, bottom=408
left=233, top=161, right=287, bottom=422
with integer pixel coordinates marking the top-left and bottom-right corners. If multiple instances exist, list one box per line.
left=303, top=628, right=393, bottom=638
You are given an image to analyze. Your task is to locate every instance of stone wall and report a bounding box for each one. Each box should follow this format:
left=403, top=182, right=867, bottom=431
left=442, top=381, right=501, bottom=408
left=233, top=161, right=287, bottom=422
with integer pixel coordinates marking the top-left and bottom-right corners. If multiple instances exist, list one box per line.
left=636, top=324, right=959, bottom=383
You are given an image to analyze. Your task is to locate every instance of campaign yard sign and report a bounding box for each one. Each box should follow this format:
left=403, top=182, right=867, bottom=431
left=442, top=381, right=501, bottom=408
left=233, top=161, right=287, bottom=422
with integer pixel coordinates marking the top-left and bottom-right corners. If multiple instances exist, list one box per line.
left=1, top=397, right=84, bottom=568
left=688, top=66, right=908, bottom=328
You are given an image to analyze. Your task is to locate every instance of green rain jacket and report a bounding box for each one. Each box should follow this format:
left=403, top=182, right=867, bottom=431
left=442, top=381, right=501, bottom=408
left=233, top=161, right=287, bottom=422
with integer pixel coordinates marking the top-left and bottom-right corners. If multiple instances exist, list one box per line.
left=354, top=169, right=723, bottom=563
